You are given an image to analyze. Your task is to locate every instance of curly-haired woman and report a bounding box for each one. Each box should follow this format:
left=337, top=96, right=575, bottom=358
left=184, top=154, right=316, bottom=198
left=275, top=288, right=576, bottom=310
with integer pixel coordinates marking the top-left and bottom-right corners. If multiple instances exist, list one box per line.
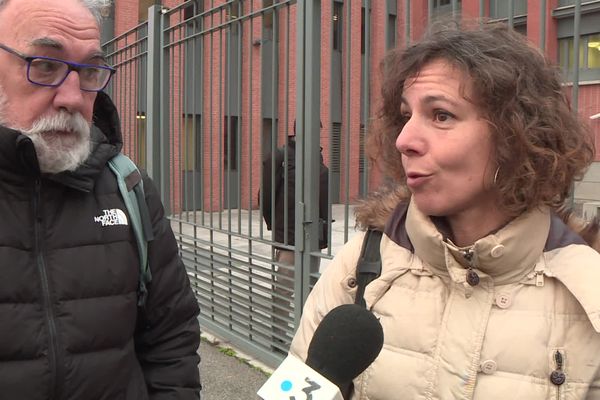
left=290, top=21, right=600, bottom=399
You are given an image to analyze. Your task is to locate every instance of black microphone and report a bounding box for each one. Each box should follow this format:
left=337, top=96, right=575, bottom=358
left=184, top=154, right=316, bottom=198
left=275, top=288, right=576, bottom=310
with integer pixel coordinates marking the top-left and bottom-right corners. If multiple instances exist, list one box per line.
left=258, top=303, right=384, bottom=400
left=306, top=304, right=384, bottom=395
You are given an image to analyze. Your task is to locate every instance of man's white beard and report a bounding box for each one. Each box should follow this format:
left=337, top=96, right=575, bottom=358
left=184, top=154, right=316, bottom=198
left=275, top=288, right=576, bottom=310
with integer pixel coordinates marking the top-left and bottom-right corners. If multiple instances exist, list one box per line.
left=0, top=89, right=92, bottom=174
left=19, top=112, right=92, bottom=174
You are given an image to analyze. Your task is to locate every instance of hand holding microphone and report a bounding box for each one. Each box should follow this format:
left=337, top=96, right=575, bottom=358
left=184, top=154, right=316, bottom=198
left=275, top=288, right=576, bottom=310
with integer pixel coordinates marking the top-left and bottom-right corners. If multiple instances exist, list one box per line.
left=258, top=304, right=384, bottom=400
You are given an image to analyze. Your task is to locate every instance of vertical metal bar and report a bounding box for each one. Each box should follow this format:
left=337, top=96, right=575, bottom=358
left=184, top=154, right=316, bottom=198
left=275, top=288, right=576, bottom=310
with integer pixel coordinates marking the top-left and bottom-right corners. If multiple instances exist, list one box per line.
left=248, top=0, right=254, bottom=235
left=540, top=0, right=546, bottom=50
left=224, top=5, right=234, bottom=328
left=361, top=0, right=370, bottom=196
left=181, top=14, right=189, bottom=219
left=344, top=1, right=352, bottom=242
left=296, top=0, right=322, bottom=306
left=572, top=0, right=581, bottom=113
left=307, top=0, right=322, bottom=294
left=147, top=6, right=161, bottom=194
left=236, top=7, right=243, bottom=233
left=327, top=0, right=335, bottom=256
left=479, top=0, right=484, bottom=20
left=218, top=7, right=224, bottom=228
left=194, top=9, right=202, bottom=223
left=133, top=47, right=139, bottom=161
left=247, top=0, right=255, bottom=341
left=451, top=0, right=458, bottom=17
left=160, top=10, right=171, bottom=213
left=295, top=0, right=306, bottom=267
left=209, top=2, right=215, bottom=228
left=271, top=5, right=282, bottom=245
left=225, top=9, right=232, bottom=227
left=508, top=0, right=514, bottom=28
left=170, top=22, right=176, bottom=215
left=405, top=0, right=410, bottom=46
left=181, top=15, right=187, bottom=219
left=569, top=0, right=582, bottom=208
left=428, top=0, right=433, bottom=23
left=200, top=7, right=206, bottom=225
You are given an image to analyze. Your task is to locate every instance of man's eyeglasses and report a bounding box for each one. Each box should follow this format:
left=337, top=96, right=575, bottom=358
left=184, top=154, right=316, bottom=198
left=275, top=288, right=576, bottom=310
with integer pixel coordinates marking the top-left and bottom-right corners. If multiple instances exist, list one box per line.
left=0, top=43, right=115, bottom=92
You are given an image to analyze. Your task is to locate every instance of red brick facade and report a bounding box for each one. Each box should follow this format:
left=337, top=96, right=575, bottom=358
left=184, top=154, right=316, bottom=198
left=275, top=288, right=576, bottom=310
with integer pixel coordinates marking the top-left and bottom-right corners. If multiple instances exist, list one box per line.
left=109, top=0, right=600, bottom=212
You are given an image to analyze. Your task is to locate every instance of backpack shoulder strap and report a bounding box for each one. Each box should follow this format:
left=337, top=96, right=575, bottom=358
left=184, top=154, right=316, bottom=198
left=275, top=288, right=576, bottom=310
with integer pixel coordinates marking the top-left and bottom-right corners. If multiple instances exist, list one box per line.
left=108, top=153, right=154, bottom=307
left=354, top=229, right=383, bottom=308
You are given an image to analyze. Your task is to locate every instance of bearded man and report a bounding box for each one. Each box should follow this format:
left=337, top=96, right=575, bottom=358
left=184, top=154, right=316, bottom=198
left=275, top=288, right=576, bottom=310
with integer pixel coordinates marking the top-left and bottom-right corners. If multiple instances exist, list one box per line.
left=0, top=0, right=202, bottom=399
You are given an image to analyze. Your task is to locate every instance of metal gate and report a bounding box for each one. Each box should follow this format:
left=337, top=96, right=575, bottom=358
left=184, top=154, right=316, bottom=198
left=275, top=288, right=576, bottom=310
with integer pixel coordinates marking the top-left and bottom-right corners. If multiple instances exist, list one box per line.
left=102, top=0, right=600, bottom=368
left=103, top=0, right=372, bottom=368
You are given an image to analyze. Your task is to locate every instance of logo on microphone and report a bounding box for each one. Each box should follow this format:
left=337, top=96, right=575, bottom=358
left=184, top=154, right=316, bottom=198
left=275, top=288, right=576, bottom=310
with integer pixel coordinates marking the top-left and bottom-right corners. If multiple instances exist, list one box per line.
left=280, top=377, right=321, bottom=400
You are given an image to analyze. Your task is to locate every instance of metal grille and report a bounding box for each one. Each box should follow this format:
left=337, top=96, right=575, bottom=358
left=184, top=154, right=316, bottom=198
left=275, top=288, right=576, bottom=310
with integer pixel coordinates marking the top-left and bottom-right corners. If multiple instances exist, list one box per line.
left=104, top=0, right=600, bottom=369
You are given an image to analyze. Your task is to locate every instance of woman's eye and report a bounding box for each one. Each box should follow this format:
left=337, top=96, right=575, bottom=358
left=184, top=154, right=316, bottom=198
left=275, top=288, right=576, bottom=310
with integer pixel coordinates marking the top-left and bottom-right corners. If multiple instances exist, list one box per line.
left=434, top=110, right=453, bottom=122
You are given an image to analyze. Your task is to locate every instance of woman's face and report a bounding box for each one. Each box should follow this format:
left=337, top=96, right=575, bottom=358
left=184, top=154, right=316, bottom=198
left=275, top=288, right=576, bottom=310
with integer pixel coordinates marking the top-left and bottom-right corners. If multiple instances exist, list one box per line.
left=396, top=59, right=498, bottom=220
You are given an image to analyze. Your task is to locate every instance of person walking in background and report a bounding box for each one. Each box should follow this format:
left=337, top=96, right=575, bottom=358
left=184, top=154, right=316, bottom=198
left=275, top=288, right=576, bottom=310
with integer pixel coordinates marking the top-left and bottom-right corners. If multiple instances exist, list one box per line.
left=291, top=21, right=600, bottom=399
left=261, top=120, right=329, bottom=348
left=0, top=0, right=201, bottom=398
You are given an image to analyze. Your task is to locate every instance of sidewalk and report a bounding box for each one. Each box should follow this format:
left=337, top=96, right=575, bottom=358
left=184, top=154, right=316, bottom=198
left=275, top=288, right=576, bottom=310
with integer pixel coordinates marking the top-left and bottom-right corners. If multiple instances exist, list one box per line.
left=199, top=332, right=271, bottom=400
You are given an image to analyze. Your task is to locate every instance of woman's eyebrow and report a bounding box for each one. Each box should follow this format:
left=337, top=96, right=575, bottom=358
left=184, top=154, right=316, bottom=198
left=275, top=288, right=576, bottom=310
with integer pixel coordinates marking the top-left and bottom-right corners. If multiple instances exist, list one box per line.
left=421, top=95, right=460, bottom=108
left=400, top=94, right=460, bottom=108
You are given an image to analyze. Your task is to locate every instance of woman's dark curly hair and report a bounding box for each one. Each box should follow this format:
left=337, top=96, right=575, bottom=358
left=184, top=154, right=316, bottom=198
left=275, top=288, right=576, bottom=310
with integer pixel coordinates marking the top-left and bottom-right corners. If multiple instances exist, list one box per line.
left=368, top=20, right=595, bottom=216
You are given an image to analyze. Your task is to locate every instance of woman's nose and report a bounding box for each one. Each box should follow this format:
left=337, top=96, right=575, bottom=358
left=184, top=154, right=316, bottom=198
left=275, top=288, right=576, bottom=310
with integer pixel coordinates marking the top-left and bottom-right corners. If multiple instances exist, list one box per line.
left=395, top=116, right=425, bottom=156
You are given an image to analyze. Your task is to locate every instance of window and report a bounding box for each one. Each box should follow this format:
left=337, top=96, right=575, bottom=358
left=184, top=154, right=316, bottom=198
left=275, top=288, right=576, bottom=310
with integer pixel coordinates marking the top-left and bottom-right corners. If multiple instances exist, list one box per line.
left=431, top=0, right=462, bottom=17
left=183, top=0, right=203, bottom=27
left=489, top=0, right=527, bottom=19
left=361, top=7, right=366, bottom=55
left=183, top=114, right=202, bottom=171
left=587, top=34, right=600, bottom=69
left=559, top=33, right=600, bottom=72
left=223, top=116, right=239, bottom=171
left=263, top=0, right=275, bottom=31
left=387, top=14, right=397, bottom=50
left=333, top=2, right=343, bottom=52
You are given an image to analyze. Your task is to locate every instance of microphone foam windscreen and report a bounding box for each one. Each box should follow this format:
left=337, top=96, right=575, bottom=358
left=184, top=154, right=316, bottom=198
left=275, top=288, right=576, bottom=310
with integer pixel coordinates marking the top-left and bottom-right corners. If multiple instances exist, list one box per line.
left=305, top=303, right=384, bottom=387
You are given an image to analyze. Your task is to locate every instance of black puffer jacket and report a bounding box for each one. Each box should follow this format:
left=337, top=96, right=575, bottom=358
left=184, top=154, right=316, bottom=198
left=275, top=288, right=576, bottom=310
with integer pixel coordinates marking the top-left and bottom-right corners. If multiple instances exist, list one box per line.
left=0, top=92, right=201, bottom=400
left=261, top=138, right=329, bottom=249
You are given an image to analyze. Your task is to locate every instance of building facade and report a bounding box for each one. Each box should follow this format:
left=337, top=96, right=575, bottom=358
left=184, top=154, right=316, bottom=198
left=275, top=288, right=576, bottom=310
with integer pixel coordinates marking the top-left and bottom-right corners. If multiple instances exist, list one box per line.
left=102, top=0, right=600, bottom=215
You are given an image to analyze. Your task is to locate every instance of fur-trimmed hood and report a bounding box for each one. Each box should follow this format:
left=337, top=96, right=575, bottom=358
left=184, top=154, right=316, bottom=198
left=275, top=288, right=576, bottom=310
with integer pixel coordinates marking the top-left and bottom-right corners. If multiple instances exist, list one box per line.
left=354, top=183, right=600, bottom=253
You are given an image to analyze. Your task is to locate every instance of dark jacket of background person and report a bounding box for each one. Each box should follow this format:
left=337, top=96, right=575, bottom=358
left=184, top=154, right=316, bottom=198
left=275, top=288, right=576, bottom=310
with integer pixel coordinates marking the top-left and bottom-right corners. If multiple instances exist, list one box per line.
left=0, top=92, right=201, bottom=400
left=261, top=137, right=329, bottom=249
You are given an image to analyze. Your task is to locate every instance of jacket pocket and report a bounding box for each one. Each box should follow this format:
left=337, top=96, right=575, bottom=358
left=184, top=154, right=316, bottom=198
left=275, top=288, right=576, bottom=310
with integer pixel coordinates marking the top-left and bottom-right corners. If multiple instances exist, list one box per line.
left=549, top=349, right=567, bottom=400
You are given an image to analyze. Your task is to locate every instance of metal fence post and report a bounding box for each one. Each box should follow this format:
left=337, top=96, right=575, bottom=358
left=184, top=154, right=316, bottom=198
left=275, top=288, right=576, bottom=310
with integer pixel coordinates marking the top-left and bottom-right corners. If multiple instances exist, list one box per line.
left=295, top=0, right=322, bottom=314
left=146, top=5, right=171, bottom=213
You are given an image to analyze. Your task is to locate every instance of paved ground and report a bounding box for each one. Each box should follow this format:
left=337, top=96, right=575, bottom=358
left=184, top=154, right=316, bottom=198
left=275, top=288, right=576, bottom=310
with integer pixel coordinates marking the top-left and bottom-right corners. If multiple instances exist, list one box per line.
left=200, top=337, right=270, bottom=400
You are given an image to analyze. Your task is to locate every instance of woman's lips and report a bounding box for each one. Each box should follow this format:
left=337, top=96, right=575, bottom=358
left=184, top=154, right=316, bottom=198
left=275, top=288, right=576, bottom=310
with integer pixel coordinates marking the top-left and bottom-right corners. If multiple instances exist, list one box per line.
left=406, top=173, right=432, bottom=188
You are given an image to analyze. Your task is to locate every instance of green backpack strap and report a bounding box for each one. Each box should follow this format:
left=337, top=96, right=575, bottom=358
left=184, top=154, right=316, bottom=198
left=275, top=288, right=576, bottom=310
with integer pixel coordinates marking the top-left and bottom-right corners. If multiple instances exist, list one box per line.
left=108, top=153, right=154, bottom=307
left=354, top=229, right=383, bottom=308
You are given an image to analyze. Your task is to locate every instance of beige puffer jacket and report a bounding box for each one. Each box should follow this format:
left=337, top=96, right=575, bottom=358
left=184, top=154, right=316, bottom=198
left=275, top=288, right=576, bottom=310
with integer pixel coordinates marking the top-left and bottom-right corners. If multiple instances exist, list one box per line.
left=290, top=188, right=600, bottom=400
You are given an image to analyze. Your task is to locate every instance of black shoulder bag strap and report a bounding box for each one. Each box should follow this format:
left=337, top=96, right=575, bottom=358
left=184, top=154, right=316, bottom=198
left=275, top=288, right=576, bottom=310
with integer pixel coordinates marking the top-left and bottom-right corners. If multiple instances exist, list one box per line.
left=354, top=229, right=383, bottom=308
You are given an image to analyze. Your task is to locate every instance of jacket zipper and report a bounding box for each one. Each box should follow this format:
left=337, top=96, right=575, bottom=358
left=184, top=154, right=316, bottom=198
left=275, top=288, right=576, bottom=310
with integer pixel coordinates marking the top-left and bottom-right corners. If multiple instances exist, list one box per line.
left=33, top=179, right=61, bottom=400
left=550, top=350, right=566, bottom=400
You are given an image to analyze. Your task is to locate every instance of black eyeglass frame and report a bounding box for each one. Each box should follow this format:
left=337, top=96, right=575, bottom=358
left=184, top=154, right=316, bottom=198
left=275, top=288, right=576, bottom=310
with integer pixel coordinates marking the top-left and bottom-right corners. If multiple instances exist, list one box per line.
left=0, top=42, right=116, bottom=92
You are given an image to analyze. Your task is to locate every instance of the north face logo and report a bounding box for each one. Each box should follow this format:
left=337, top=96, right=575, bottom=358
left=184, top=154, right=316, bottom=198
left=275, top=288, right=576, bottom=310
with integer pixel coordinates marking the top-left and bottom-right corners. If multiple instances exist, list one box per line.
left=94, top=209, right=129, bottom=226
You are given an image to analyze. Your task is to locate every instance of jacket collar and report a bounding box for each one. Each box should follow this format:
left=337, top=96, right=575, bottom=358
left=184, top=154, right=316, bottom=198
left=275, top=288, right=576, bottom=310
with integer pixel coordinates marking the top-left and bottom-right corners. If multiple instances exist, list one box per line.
left=404, top=199, right=551, bottom=286
left=0, top=91, right=122, bottom=191
left=358, top=184, right=600, bottom=331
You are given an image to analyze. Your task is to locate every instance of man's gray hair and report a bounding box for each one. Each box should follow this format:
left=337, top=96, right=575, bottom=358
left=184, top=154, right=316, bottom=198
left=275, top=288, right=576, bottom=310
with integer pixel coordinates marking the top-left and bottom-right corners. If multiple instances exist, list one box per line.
left=0, top=0, right=112, bottom=25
